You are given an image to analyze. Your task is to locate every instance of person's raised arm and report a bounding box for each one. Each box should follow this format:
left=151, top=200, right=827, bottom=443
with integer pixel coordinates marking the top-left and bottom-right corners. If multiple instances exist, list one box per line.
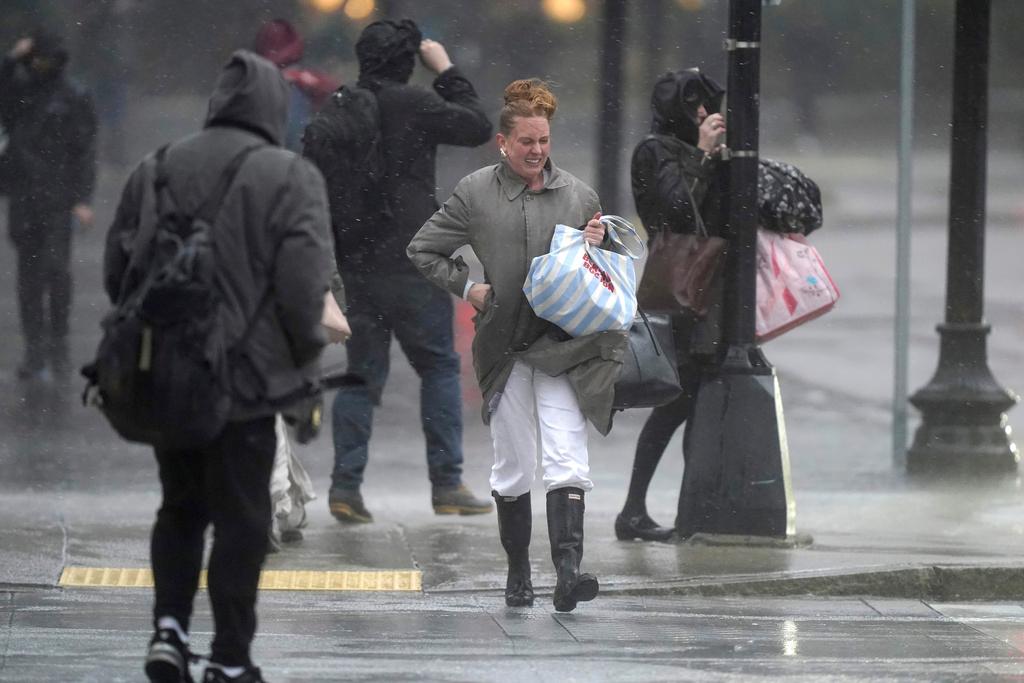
left=414, top=40, right=492, bottom=147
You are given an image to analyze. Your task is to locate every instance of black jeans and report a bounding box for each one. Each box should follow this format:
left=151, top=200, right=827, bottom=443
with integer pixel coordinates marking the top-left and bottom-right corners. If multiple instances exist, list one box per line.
left=151, top=417, right=275, bottom=668
left=9, top=205, right=72, bottom=364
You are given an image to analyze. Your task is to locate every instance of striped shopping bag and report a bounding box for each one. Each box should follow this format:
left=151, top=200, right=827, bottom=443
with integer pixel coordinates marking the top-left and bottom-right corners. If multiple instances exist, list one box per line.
left=523, top=215, right=645, bottom=338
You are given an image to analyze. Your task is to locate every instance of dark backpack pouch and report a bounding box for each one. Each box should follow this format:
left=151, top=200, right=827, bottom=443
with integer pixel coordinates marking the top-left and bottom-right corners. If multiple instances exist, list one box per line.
left=83, top=144, right=264, bottom=451
left=301, top=85, right=389, bottom=267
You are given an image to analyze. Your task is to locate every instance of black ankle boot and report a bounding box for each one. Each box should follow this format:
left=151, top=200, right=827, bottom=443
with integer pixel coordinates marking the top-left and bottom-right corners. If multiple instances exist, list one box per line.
left=614, top=510, right=674, bottom=542
left=546, top=487, right=598, bottom=613
left=493, top=491, right=534, bottom=607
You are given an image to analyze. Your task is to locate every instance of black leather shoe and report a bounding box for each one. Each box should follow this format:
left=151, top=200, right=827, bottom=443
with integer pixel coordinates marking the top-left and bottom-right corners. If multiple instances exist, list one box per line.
left=614, top=512, right=674, bottom=542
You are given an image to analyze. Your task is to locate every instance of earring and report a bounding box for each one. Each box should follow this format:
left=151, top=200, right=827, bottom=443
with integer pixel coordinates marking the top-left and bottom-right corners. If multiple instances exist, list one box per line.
left=499, top=148, right=508, bottom=159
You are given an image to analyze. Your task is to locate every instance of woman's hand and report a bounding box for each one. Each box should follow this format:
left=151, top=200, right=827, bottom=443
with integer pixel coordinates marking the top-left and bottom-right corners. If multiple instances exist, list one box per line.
left=467, top=283, right=492, bottom=312
left=583, top=212, right=605, bottom=246
left=698, top=113, right=726, bottom=155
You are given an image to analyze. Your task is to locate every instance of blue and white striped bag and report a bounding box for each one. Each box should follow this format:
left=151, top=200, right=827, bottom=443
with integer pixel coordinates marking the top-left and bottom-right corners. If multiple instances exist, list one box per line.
left=523, top=215, right=646, bottom=338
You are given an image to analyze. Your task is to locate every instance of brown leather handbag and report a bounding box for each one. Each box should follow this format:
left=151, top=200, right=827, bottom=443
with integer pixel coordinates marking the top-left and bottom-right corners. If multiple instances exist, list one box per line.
left=636, top=217, right=726, bottom=317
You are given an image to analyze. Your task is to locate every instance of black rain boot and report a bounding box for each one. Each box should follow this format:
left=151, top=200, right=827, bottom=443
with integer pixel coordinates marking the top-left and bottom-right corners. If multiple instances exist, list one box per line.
left=547, top=487, right=599, bottom=613
left=493, top=491, right=534, bottom=607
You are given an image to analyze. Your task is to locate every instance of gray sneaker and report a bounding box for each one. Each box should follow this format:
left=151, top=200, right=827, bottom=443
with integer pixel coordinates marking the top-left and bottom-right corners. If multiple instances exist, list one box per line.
left=432, top=484, right=494, bottom=516
left=328, top=488, right=374, bottom=524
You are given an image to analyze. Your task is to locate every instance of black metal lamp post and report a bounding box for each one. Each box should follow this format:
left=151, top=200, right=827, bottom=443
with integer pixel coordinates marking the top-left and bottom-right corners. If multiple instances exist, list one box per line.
left=676, top=0, right=794, bottom=538
left=907, top=0, right=1019, bottom=475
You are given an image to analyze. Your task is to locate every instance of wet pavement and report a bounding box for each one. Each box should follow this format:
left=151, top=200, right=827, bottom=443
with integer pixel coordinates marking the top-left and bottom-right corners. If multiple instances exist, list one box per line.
left=1, top=149, right=1023, bottom=680
left=7, top=591, right=1024, bottom=682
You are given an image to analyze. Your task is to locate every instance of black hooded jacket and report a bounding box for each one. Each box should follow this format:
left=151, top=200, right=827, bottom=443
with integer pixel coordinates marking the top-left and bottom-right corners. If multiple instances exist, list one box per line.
left=0, top=30, right=96, bottom=220
left=103, top=50, right=333, bottom=419
left=631, top=69, right=724, bottom=236
left=353, top=20, right=492, bottom=272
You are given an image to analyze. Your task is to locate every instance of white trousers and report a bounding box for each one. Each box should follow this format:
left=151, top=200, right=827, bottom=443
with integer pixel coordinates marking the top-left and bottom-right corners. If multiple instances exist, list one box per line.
left=489, top=360, right=593, bottom=497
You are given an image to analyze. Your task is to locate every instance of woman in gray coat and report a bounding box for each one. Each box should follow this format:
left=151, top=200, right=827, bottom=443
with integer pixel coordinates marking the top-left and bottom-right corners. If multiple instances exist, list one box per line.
left=408, top=79, right=627, bottom=613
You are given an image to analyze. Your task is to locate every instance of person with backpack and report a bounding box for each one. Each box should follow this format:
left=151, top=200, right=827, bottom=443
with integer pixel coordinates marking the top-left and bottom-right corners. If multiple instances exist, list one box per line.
left=0, top=30, right=97, bottom=382
left=305, top=19, right=494, bottom=524
left=101, top=50, right=332, bottom=683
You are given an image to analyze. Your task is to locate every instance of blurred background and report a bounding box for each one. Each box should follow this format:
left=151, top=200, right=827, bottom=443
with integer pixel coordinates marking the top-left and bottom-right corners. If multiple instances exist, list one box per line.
left=4, top=0, right=1024, bottom=181
left=0, top=0, right=1021, bottom=487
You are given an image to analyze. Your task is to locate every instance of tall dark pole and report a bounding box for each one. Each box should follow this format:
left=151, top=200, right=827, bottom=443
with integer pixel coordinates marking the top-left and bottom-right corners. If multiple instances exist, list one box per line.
left=676, top=0, right=794, bottom=539
left=597, top=0, right=627, bottom=211
left=643, top=0, right=666, bottom=83
left=907, top=0, right=1019, bottom=475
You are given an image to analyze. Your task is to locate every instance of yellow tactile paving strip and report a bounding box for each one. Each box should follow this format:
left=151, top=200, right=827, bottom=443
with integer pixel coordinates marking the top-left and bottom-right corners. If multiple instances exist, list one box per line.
left=58, top=567, right=422, bottom=592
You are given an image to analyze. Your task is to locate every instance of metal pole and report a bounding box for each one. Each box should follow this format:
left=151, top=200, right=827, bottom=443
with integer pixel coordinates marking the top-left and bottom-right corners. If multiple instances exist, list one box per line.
left=644, top=0, right=667, bottom=86
left=721, top=1, right=760, bottom=349
left=893, top=0, right=915, bottom=465
left=597, top=0, right=627, bottom=211
left=676, top=0, right=794, bottom=539
left=907, top=0, right=1019, bottom=475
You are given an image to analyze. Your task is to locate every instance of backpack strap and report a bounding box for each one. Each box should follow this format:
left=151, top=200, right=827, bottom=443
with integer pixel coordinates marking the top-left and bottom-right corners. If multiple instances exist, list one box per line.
left=195, top=144, right=263, bottom=225
left=115, top=144, right=170, bottom=306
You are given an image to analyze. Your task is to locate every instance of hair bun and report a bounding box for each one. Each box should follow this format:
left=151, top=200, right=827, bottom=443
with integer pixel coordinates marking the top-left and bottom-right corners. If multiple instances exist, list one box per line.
left=502, top=78, right=557, bottom=119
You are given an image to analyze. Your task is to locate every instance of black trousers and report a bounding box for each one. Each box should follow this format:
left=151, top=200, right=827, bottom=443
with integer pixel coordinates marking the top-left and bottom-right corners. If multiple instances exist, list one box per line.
left=151, top=416, right=276, bottom=668
left=622, top=313, right=708, bottom=515
left=10, top=208, right=72, bottom=363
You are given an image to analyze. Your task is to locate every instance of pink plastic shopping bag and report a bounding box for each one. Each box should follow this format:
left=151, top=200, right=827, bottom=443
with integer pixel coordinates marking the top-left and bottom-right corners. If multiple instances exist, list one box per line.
left=755, top=230, right=840, bottom=342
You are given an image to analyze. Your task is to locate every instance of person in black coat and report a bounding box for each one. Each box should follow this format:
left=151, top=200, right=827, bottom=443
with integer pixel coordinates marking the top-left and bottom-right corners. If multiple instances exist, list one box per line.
left=616, top=69, right=727, bottom=542
left=324, top=19, right=495, bottom=524
left=0, top=30, right=96, bottom=380
left=105, top=50, right=332, bottom=683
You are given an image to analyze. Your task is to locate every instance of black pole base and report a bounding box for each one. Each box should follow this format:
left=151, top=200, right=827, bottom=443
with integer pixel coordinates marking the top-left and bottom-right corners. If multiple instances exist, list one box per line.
left=676, top=345, right=795, bottom=539
left=908, top=323, right=1020, bottom=476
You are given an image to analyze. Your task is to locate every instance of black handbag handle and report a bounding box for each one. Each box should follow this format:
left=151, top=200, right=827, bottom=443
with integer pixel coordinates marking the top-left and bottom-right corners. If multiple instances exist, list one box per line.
left=636, top=308, right=663, bottom=358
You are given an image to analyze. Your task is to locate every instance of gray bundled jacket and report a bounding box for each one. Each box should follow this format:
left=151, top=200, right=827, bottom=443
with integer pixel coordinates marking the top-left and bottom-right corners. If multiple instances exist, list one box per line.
left=407, top=159, right=628, bottom=434
left=103, top=50, right=333, bottom=419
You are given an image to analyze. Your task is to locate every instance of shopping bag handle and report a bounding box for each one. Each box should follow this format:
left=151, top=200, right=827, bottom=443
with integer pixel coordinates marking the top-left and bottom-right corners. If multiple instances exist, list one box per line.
left=598, top=215, right=646, bottom=260
left=637, top=308, right=663, bottom=357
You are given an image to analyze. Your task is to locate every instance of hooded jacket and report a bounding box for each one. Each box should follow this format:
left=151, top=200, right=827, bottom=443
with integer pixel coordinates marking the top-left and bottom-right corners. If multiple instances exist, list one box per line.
left=0, top=29, right=96, bottom=223
left=103, top=50, right=333, bottom=420
left=631, top=69, right=724, bottom=236
left=347, top=19, right=492, bottom=272
left=632, top=69, right=726, bottom=361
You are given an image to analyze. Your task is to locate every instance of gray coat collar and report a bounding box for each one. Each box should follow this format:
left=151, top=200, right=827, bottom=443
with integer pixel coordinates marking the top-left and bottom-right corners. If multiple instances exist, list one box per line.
left=496, top=158, right=569, bottom=200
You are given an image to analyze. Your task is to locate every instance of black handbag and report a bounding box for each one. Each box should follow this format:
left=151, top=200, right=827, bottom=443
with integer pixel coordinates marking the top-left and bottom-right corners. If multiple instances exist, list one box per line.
left=613, top=310, right=683, bottom=410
